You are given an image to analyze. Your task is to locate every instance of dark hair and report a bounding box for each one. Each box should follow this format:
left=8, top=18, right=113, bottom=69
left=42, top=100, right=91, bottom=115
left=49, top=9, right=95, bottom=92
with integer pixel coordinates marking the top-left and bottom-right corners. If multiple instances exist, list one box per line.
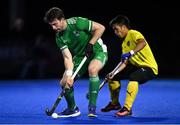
left=43, top=7, right=65, bottom=23
left=109, top=15, right=131, bottom=29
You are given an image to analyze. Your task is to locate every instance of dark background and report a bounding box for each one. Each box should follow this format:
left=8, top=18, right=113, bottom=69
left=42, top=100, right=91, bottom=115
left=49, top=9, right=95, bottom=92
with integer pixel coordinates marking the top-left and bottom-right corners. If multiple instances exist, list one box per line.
left=0, top=0, right=179, bottom=79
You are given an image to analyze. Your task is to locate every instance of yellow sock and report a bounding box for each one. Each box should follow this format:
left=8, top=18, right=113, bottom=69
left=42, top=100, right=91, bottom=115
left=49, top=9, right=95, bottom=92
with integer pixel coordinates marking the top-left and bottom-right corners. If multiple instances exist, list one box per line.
left=108, top=80, right=121, bottom=104
left=124, top=81, right=138, bottom=111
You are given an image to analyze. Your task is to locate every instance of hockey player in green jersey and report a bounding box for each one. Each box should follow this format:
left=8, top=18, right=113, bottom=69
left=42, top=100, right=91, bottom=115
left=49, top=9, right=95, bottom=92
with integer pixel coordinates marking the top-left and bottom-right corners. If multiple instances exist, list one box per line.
left=44, top=7, right=108, bottom=117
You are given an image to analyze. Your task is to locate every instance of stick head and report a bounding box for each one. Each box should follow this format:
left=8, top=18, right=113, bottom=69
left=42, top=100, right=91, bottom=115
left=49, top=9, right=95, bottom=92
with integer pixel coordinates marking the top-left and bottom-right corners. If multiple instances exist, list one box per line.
left=45, top=108, right=52, bottom=116
left=86, top=92, right=89, bottom=100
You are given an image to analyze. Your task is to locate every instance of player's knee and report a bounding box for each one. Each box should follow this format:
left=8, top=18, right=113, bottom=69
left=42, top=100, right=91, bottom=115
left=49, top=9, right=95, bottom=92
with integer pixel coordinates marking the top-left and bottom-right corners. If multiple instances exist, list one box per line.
left=108, top=80, right=121, bottom=90
left=88, top=67, right=98, bottom=76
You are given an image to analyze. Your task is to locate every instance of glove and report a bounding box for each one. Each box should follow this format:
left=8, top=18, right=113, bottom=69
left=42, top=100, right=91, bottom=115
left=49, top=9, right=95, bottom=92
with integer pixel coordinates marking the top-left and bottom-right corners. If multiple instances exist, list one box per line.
left=85, top=43, right=93, bottom=58
left=121, top=50, right=134, bottom=61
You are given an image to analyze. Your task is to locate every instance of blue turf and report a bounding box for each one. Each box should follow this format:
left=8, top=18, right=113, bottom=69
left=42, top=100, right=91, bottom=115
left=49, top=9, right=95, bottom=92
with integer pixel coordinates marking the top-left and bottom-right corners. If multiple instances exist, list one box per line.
left=0, top=79, right=180, bottom=124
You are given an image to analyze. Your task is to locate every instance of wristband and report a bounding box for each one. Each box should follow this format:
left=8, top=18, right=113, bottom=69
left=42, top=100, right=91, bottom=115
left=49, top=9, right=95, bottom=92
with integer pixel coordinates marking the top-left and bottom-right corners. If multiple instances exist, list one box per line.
left=66, top=70, right=73, bottom=76
left=130, top=50, right=135, bottom=55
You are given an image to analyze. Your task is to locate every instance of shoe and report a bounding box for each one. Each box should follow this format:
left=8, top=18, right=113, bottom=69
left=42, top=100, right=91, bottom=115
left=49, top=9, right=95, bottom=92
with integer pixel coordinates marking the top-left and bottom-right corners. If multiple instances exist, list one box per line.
left=101, top=102, right=121, bottom=112
left=57, top=106, right=81, bottom=118
left=115, top=106, right=132, bottom=117
left=88, top=105, right=97, bottom=117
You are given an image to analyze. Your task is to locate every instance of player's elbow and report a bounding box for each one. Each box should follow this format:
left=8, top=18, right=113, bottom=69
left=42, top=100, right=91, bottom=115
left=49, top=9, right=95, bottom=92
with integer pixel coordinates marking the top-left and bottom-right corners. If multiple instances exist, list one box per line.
left=142, top=40, right=147, bottom=47
left=100, top=24, right=105, bottom=33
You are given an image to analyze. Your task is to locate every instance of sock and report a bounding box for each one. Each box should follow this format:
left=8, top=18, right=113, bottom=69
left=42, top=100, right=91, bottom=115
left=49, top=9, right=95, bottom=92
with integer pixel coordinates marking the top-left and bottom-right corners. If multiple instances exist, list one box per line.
left=108, top=80, right=121, bottom=104
left=64, top=87, right=76, bottom=110
left=124, top=81, right=139, bottom=111
left=89, top=76, right=100, bottom=106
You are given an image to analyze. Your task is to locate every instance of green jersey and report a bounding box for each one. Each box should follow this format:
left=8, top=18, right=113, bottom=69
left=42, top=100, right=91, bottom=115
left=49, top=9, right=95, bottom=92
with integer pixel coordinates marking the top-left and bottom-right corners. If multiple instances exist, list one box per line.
left=56, top=17, right=107, bottom=57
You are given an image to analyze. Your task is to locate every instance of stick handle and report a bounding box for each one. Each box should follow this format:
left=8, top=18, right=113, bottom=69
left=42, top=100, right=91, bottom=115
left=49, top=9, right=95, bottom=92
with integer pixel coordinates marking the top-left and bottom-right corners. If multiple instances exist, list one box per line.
left=46, top=56, right=87, bottom=116
left=112, top=61, right=122, bottom=75
left=99, top=78, right=108, bottom=90
left=86, top=61, right=124, bottom=100
left=71, top=56, right=87, bottom=79
left=99, top=61, right=123, bottom=90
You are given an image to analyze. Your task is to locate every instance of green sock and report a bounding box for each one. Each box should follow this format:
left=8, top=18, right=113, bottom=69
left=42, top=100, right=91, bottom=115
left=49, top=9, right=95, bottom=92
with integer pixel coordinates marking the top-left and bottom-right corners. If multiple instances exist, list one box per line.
left=64, top=87, right=76, bottom=110
left=89, top=76, right=100, bottom=106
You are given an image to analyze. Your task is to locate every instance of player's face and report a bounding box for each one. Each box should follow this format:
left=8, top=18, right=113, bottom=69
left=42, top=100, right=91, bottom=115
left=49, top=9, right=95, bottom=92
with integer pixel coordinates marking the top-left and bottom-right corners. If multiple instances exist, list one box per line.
left=49, top=18, right=64, bottom=32
left=112, top=24, right=126, bottom=38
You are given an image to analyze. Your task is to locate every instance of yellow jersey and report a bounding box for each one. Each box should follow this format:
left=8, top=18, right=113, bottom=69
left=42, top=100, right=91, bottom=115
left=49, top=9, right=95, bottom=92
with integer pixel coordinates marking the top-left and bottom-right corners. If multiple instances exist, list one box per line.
left=122, top=30, right=158, bottom=75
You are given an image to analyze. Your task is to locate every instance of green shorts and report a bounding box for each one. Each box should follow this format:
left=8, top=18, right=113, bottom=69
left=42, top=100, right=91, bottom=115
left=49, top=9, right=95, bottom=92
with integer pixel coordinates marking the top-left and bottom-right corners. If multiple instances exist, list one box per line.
left=73, top=52, right=108, bottom=78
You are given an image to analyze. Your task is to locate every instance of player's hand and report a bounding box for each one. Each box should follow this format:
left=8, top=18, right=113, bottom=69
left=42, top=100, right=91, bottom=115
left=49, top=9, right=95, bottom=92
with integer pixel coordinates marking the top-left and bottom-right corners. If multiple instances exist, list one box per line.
left=66, top=76, right=74, bottom=88
left=121, top=50, right=134, bottom=62
left=85, top=43, right=93, bottom=58
left=60, top=77, right=66, bottom=87
left=60, top=76, right=74, bottom=89
left=106, top=72, right=114, bottom=80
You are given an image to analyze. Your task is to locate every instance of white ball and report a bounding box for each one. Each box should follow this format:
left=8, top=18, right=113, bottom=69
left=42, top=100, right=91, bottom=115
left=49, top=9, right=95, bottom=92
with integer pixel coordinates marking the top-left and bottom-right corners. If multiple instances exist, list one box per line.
left=51, top=113, right=58, bottom=119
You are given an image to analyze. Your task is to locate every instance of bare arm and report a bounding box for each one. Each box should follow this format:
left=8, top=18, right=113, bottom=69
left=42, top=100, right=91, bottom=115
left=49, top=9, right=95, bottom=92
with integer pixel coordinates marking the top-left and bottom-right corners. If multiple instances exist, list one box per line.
left=62, top=48, right=74, bottom=73
left=118, top=39, right=146, bottom=72
left=121, top=38, right=147, bottom=61
left=108, top=60, right=128, bottom=79
left=133, top=38, right=146, bottom=53
left=115, top=39, right=146, bottom=75
left=60, top=48, right=74, bottom=88
left=88, top=21, right=105, bottom=45
left=113, top=60, right=127, bottom=73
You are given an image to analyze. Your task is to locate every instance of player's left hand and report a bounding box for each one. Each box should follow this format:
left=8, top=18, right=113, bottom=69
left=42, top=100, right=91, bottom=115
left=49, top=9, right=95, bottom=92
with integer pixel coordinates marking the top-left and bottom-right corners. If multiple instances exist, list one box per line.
left=66, top=76, right=74, bottom=87
left=60, top=76, right=74, bottom=89
left=85, top=43, right=93, bottom=58
left=121, top=50, right=134, bottom=61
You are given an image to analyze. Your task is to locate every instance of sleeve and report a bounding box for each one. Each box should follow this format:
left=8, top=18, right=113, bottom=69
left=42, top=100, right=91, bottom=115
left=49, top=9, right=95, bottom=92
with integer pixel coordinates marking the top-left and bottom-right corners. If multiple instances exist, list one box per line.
left=132, top=31, right=145, bottom=43
left=56, top=34, right=68, bottom=51
left=76, top=17, right=92, bottom=32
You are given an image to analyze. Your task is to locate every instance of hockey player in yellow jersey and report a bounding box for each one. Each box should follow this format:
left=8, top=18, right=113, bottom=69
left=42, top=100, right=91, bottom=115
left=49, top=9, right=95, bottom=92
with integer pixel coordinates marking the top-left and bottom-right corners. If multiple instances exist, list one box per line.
left=101, top=15, right=158, bottom=117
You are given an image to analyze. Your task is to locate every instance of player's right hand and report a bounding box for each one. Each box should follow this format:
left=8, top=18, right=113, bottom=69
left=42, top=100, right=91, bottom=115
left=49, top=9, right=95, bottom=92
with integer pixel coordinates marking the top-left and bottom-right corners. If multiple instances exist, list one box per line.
left=106, top=72, right=114, bottom=80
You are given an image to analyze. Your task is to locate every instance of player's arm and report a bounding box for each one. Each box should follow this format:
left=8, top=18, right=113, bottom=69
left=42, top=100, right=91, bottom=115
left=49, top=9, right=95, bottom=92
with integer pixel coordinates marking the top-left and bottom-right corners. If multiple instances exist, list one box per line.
left=89, top=21, right=105, bottom=45
left=62, top=48, right=73, bottom=71
left=133, top=38, right=146, bottom=53
left=121, top=38, right=146, bottom=61
left=107, top=60, right=128, bottom=79
left=61, top=48, right=74, bottom=88
left=76, top=17, right=105, bottom=45
left=85, top=21, right=105, bottom=57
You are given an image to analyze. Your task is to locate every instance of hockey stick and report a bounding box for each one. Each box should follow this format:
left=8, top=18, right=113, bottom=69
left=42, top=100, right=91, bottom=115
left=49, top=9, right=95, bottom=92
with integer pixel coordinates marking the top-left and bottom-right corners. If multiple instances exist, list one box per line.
left=45, top=56, right=87, bottom=116
left=99, top=61, right=123, bottom=90
left=86, top=61, right=123, bottom=99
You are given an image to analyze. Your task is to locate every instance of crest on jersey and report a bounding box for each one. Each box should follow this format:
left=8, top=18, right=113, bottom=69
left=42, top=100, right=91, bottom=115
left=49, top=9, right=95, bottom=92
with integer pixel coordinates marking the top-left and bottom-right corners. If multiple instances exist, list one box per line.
left=73, top=31, right=80, bottom=37
left=127, top=41, right=130, bottom=46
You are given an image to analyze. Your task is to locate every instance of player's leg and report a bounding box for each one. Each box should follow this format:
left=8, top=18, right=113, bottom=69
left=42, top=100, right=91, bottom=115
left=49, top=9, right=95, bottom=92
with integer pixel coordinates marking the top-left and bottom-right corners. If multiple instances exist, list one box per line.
left=58, top=87, right=81, bottom=117
left=101, top=80, right=122, bottom=112
left=115, top=67, right=156, bottom=117
left=101, top=63, right=133, bottom=112
left=58, top=57, right=88, bottom=117
left=88, top=52, right=108, bottom=117
left=115, top=81, right=138, bottom=117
